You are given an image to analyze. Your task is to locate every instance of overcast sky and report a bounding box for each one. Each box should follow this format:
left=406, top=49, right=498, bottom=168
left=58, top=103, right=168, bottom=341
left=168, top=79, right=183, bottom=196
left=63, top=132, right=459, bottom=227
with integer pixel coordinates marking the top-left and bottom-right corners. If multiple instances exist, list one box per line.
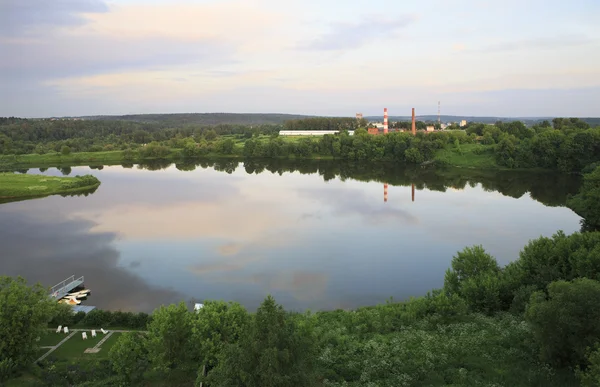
left=1, top=0, right=599, bottom=118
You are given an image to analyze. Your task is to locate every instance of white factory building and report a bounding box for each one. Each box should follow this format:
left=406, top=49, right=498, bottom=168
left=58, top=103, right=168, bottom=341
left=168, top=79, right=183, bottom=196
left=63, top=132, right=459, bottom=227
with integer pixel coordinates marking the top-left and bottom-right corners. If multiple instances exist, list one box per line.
left=279, top=130, right=355, bottom=136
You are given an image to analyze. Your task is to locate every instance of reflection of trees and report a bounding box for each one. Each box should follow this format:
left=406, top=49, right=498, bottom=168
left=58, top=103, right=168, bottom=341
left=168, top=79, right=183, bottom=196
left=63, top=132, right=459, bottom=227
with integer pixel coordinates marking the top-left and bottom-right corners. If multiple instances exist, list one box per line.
left=0, top=185, right=100, bottom=205
left=118, top=158, right=583, bottom=208
left=137, top=159, right=172, bottom=171
left=57, top=166, right=71, bottom=176
left=191, top=159, right=582, bottom=208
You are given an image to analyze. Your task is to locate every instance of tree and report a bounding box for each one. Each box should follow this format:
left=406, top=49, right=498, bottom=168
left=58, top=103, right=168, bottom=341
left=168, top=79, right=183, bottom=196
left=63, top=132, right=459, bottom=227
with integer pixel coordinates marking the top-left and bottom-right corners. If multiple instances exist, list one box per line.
left=205, top=129, right=218, bottom=141
left=526, top=278, right=600, bottom=368
left=577, top=344, right=600, bottom=386
left=0, top=276, right=60, bottom=381
left=109, top=332, right=150, bottom=385
left=191, top=301, right=249, bottom=379
left=567, top=166, right=600, bottom=231
left=61, top=145, right=71, bottom=155
left=444, top=246, right=502, bottom=313
left=146, top=302, right=194, bottom=374
left=205, top=296, right=317, bottom=387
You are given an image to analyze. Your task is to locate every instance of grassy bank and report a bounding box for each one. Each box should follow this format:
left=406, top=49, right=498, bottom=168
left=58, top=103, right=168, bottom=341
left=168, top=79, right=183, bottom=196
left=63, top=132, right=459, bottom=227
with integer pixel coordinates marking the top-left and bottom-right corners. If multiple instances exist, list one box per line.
left=0, top=173, right=101, bottom=200
left=433, top=143, right=500, bottom=169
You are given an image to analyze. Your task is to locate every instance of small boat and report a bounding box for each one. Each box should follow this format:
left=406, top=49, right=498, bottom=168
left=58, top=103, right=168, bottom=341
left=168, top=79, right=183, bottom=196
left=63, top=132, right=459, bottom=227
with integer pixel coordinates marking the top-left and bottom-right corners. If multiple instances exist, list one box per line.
left=68, top=289, right=91, bottom=299
left=59, top=296, right=81, bottom=305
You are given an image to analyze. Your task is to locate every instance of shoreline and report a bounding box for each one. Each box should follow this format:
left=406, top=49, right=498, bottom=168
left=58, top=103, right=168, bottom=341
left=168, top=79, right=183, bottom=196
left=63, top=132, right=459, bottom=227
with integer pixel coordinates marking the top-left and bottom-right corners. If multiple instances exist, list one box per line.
left=0, top=173, right=101, bottom=202
left=0, top=146, right=541, bottom=172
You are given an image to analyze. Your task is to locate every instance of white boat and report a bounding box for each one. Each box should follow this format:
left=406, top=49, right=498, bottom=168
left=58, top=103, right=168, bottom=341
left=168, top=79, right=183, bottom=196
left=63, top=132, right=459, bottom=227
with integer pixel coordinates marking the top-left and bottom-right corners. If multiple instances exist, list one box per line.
left=59, top=296, right=81, bottom=305
left=68, top=289, right=91, bottom=299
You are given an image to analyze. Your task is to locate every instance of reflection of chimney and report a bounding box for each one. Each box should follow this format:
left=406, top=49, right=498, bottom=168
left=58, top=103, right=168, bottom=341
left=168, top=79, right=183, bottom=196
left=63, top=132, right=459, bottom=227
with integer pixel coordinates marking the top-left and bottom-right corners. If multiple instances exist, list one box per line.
left=384, top=183, right=388, bottom=203
left=411, top=108, right=416, bottom=136
left=383, top=108, right=388, bottom=134
left=411, top=183, right=415, bottom=202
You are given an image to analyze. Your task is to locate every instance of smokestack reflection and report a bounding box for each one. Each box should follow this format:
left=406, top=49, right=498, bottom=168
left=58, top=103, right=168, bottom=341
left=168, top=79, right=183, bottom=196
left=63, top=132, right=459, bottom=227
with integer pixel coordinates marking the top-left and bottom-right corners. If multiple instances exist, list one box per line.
left=382, top=183, right=416, bottom=202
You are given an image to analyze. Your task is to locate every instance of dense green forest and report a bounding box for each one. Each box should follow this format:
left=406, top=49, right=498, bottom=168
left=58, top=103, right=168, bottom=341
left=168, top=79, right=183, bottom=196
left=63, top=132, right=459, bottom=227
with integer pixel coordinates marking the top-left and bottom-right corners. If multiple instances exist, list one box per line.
left=1, top=116, right=599, bottom=174
left=78, top=113, right=314, bottom=125
left=3, top=227, right=600, bottom=386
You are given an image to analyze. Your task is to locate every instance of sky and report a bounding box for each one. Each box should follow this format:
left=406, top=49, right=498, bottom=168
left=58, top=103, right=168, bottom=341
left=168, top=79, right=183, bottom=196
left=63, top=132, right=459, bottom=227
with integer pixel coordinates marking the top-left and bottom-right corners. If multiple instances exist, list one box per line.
left=1, top=0, right=600, bottom=118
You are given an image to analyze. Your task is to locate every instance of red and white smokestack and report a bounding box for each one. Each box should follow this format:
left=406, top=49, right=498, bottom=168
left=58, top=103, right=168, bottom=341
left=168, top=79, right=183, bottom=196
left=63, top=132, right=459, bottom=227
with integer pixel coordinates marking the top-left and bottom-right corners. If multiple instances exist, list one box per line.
left=411, top=108, right=416, bottom=136
left=384, top=183, right=388, bottom=203
left=383, top=108, right=388, bottom=134
left=411, top=184, right=415, bottom=202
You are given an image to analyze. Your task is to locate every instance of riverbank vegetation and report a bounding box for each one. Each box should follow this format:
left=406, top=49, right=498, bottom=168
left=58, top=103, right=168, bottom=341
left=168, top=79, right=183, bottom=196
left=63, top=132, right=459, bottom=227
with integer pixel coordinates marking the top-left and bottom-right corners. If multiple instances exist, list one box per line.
left=0, top=173, right=100, bottom=201
left=1, top=116, right=599, bottom=173
left=3, top=228, right=600, bottom=386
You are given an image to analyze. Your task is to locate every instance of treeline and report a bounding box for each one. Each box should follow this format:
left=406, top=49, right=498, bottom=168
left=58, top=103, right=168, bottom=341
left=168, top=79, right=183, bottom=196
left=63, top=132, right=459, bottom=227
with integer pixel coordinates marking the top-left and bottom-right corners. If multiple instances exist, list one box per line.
left=49, top=308, right=151, bottom=330
left=465, top=118, right=600, bottom=172
left=4, top=230, right=600, bottom=385
left=0, top=118, right=280, bottom=155
left=242, top=129, right=453, bottom=162
left=81, top=113, right=314, bottom=125
left=283, top=117, right=366, bottom=131
left=2, top=116, right=600, bottom=174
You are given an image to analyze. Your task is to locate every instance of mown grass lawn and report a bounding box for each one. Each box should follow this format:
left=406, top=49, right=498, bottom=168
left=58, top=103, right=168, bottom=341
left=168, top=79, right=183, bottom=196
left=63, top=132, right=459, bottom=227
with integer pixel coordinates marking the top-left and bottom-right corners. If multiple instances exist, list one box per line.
left=0, top=172, right=100, bottom=199
left=37, top=332, right=65, bottom=347
left=48, top=332, right=121, bottom=361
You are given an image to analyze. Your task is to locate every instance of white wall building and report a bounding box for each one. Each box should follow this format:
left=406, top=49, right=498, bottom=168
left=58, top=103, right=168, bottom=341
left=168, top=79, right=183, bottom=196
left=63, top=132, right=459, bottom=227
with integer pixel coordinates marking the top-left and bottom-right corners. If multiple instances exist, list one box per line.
left=279, top=130, right=355, bottom=136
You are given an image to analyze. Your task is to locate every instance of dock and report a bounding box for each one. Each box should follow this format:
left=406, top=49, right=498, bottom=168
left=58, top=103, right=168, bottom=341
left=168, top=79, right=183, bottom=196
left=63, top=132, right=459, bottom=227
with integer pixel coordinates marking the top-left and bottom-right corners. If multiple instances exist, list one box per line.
left=49, top=275, right=97, bottom=313
left=50, top=275, right=85, bottom=300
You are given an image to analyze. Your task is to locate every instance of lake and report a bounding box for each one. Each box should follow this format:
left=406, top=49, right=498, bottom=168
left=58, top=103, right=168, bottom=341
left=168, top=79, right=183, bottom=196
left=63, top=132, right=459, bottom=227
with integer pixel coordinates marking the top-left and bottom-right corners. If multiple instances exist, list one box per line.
left=0, top=160, right=584, bottom=313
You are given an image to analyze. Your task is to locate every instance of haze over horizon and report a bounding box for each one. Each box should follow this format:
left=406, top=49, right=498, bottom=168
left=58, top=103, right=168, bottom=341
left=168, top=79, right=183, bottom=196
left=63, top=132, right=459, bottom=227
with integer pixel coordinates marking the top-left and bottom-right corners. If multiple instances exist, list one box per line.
left=2, top=0, right=599, bottom=118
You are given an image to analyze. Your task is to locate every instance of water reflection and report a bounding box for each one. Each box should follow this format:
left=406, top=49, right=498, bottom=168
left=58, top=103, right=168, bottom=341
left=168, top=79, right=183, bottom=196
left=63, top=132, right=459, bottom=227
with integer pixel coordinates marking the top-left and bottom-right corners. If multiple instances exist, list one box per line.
left=0, top=210, right=181, bottom=312
left=0, top=160, right=583, bottom=312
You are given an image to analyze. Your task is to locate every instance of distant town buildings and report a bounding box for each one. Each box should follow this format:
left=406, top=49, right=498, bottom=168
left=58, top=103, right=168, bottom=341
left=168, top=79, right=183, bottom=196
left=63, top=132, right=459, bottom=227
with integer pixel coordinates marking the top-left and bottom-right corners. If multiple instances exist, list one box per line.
left=356, top=113, right=363, bottom=120
left=460, top=120, right=467, bottom=127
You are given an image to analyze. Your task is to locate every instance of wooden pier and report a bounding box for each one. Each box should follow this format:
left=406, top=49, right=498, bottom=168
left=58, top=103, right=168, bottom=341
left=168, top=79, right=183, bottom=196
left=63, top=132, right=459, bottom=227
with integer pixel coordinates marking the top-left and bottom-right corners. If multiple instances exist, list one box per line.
left=50, top=275, right=85, bottom=300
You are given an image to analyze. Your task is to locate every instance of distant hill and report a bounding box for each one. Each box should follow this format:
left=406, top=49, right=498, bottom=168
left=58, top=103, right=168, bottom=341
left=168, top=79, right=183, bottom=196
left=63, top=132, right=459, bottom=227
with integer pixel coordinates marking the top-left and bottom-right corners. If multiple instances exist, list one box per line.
left=76, top=113, right=315, bottom=125
left=48, top=113, right=599, bottom=127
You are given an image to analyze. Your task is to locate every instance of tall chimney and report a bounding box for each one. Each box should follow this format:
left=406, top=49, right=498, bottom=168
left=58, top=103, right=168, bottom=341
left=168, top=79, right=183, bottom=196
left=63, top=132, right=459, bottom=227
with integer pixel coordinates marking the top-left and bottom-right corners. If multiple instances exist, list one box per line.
left=384, top=183, right=388, bottom=203
left=383, top=108, right=388, bottom=134
left=411, top=184, right=415, bottom=202
left=411, top=108, right=416, bottom=136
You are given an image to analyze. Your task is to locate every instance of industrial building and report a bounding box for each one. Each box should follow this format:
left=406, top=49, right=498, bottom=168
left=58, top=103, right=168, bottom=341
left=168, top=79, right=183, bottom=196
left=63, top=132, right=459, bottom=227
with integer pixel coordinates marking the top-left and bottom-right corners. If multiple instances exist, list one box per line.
left=278, top=130, right=355, bottom=136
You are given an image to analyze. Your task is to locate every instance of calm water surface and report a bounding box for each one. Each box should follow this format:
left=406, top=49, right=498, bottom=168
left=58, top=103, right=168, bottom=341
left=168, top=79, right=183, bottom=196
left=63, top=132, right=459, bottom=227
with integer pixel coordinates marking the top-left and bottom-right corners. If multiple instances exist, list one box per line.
left=0, top=162, right=583, bottom=312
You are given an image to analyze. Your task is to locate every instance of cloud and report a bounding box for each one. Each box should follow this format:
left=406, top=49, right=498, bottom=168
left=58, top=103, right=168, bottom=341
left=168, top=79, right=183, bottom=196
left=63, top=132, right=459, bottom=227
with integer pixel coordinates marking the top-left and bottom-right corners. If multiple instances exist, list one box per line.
left=218, top=243, right=243, bottom=256
left=464, top=34, right=596, bottom=53
left=0, top=209, right=181, bottom=312
left=297, top=185, right=419, bottom=225
left=301, top=14, right=417, bottom=51
left=0, top=0, right=109, bottom=37
left=0, top=35, right=237, bottom=82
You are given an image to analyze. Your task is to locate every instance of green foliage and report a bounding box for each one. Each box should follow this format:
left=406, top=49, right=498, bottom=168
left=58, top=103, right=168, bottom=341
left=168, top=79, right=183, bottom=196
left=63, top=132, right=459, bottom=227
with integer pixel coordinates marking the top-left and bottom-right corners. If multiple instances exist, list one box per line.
left=109, top=332, right=150, bottom=385
left=322, top=314, right=557, bottom=387
left=526, top=278, right=600, bottom=368
left=0, top=276, right=60, bottom=381
left=191, top=300, right=249, bottom=370
left=205, top=296, right=317, bottom=387
left=567, top=166, right=600, bottom=231
left=444, top=246, right=502, bottom=314
left=146, top=302, right=194, bottom=373
left=503, top=231, right=600, bottom=297
left=577, top=344, right=600, bottom=386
